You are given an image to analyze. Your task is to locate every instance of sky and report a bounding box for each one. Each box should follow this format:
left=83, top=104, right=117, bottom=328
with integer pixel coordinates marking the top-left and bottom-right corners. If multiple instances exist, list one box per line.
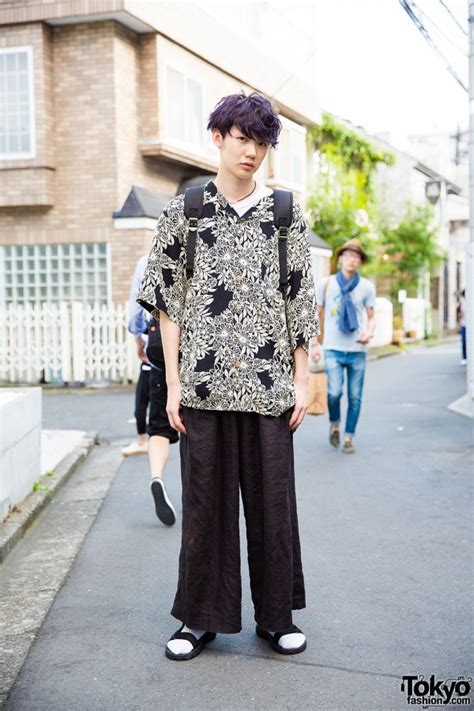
left=314, top=0, right=468, bottom=142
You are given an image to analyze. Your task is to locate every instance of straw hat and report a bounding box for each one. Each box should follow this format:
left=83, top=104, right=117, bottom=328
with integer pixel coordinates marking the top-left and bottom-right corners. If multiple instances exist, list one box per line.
left=335, top=238, right=368, bottom=263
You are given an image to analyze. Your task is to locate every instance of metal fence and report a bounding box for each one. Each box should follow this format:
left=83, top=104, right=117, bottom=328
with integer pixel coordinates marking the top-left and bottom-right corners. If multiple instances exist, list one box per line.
left=0, top=302, right=137, bottom=384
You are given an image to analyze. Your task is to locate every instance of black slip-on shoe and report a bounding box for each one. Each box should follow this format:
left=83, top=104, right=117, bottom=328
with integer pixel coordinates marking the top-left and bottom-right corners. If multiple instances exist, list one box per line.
left=256, top=624, right=307, bottom=655
left=165, top=626, right=217, bottom=661
left=329, top=428, right=340, bottom=448
left=150, top=477, right=176, bottom=526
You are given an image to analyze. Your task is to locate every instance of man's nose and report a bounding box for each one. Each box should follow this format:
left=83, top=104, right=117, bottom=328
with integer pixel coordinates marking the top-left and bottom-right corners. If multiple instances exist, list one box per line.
left=245, top=141, right=257, bottom=157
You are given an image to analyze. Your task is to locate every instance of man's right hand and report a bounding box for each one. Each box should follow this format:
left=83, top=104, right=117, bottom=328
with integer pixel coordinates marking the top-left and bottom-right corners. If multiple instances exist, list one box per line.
left=135, top=336, right=150, bottom=364
left=166, top=381, right=186, bottom=434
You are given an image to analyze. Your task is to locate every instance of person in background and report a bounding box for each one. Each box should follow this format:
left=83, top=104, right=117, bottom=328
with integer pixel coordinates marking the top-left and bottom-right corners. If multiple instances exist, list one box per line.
left=127, top=254, right=179, bottom=526
left=122, top=255, right=151, bottom=457
left=457, top=289, right=467, bottom=366
left=311, top=239, right=375, bottom=455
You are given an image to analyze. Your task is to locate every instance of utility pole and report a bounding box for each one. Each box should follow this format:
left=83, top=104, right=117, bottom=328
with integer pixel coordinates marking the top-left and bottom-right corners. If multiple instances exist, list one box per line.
left=468, top=3, right=474, bottom=408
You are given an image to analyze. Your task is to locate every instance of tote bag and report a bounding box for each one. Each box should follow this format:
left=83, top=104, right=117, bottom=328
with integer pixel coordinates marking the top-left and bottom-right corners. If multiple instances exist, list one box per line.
left=306, top=371, right=327, bottom=416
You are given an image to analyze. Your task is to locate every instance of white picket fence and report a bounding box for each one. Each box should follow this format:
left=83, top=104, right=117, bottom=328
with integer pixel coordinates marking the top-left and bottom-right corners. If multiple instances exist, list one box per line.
left=0, top=298, right=395, bottom=385
left=0, top=302, right=137, bottom=384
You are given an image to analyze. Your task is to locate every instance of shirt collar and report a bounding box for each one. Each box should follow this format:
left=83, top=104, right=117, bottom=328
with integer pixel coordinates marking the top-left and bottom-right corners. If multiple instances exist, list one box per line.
left=206, top=179, right=269, bottom=219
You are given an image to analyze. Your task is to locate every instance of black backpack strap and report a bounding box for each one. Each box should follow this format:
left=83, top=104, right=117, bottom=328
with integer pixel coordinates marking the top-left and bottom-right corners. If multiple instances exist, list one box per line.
left=273, top=189, right=293, bottom=293
left=184, top=185, right=205, bottom=279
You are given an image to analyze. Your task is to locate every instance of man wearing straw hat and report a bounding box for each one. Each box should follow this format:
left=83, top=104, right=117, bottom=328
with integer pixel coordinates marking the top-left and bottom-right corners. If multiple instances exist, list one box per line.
left=311, top=238, right=375, bottom=454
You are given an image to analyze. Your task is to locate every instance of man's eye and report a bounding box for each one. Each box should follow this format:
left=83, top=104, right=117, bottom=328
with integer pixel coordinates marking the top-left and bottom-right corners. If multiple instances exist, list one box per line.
left=258, top=142, right=267, bottom=148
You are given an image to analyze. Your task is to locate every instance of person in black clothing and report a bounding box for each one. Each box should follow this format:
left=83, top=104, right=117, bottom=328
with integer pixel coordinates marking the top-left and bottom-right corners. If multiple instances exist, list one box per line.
left=127, top=254, right=178, bottom=525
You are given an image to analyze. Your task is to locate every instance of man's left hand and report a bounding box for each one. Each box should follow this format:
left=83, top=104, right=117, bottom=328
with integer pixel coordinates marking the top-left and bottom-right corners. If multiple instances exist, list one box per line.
left=289, top=378, right=308, bottom=431
left=356, top=331, right=372, bottom=345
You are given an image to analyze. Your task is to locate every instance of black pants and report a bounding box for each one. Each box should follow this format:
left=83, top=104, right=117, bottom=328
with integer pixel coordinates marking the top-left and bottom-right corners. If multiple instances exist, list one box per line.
left=147, top=363, right=179, bottom=444
left=171, top=406, right=305, bottom=634
left=134, top=364, right=151, bottom=435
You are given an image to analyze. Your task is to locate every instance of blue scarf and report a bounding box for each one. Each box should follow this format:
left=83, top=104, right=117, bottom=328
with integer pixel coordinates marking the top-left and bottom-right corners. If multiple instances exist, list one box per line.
left=336, top=270, right=360, bottom=333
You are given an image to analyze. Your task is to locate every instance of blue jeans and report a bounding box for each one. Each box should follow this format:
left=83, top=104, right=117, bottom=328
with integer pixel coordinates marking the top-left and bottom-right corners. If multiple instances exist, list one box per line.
left=324, top=349, right=367, bottom=436
left=461, top=326, right=467, bottom=360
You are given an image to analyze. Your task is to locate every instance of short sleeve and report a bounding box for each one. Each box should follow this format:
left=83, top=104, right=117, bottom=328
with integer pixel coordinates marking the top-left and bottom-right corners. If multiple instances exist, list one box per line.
left=136, top=195, right=187, bottom=327
left=286, top=201, right=320, bottom=353
left=315, top=279, right=326, bottom=306
left=364, top=281, right=376, bottom=309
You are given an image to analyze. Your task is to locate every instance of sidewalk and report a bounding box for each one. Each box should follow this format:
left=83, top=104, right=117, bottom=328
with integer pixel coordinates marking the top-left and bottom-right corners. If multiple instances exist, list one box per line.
left=2, top=342, right=472, bottom=710
left=0, top=430, right=96, bottom=565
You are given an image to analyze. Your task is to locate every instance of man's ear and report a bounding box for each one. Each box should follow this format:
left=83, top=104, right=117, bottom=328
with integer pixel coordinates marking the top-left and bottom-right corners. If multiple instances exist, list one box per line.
left=211, top=128, right=223, bottom=150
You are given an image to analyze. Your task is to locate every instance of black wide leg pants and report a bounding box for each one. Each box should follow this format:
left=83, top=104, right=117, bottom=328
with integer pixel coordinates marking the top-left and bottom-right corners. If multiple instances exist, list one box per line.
left=170, top=406, right=306, bottom=634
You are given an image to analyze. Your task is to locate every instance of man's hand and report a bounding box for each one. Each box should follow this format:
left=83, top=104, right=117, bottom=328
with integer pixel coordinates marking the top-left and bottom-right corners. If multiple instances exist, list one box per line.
left=135, top=336, right=149, bottom=364
left=289, top=377, right=308, bottom=431
left=356, top=331, right=373, bottom=345
left=166, top=380, right=186, bottom=434
left=357, top=308, right=375, bottom=345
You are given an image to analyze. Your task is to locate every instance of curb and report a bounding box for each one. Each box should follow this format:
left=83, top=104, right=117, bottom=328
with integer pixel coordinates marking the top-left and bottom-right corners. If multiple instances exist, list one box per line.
left=367, top=336, right=458, bottom=362
left=0, top=431, right=98, bottom=565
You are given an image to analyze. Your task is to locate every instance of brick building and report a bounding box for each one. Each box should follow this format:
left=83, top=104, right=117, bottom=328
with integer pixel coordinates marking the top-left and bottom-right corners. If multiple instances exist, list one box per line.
left=0, top=1, right=329, bottom=307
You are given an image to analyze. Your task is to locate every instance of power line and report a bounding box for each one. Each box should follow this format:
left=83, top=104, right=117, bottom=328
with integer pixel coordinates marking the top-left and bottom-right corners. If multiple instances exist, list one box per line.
left=416, top=2, right=467, bottom=55
left=399, top=0, right=468, bottom=93
left=438, top=0, right=468, bottom=37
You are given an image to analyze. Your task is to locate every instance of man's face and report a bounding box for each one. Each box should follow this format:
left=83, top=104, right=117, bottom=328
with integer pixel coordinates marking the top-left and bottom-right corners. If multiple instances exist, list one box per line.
left=340, top=249, right=362, bottom=274
left=212, top=125, right=269, bottom=180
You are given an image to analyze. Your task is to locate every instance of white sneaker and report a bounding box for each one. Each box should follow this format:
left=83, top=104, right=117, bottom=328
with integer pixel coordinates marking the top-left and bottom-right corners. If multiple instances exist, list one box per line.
left=121, top=440, right=148, bottom=457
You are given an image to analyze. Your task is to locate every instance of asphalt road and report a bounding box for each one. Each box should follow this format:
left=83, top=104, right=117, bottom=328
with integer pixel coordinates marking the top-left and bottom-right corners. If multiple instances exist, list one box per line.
left=6, top=343, right=473, bottom=710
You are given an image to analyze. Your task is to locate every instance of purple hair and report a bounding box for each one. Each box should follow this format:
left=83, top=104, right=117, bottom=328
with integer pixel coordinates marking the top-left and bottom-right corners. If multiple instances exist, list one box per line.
left=207, top=92, right=282, bottom=147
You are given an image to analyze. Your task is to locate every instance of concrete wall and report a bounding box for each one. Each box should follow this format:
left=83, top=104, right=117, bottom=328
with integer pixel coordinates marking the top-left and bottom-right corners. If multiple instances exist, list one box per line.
left=0, top=388, right=41, bottom=520
left=370, top=297, right=393, bottom=348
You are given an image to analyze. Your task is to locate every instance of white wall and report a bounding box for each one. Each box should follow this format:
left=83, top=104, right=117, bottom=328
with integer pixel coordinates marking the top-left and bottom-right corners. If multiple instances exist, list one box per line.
left=130, top=1, right=321, bottom=124
left=0, top=388, right=41, bottom=520
left=370, top=297, right=393, bottom=348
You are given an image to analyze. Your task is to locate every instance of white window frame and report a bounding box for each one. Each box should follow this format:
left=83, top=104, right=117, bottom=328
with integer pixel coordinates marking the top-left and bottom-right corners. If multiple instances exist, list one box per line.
left=270, top=117, right=306, bottom=191
left=0, top=45, right=36, bottom=161
left=163, top=64, right=205, bottom=154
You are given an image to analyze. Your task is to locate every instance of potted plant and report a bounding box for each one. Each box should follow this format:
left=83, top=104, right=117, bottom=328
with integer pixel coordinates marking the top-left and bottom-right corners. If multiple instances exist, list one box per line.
left=392, top=315, right=404, bottom=345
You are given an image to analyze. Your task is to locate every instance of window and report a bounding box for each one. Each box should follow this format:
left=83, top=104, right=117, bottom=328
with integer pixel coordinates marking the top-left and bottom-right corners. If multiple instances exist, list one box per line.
left=0, top=46, right=35, bottom=159
left=274, top=122, right=306, bottom=188
left=165, top=66, right=204, bottom=148
left=0, top=243, right=109, bottom=305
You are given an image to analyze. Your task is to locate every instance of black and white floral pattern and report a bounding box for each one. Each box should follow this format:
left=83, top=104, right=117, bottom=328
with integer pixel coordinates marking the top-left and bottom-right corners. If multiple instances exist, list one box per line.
left=137, top=181, right=319, bottom=417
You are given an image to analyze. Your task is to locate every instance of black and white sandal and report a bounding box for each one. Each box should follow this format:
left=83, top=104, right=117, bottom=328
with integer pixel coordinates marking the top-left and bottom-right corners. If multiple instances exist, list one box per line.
left=256, top=624, right=307, bottom=655
left=165, top=625, right=216, bottom=661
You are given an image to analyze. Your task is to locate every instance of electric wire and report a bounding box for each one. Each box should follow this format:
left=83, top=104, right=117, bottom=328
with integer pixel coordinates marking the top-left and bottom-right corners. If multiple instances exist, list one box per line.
left=415, top=1, right=467, bottom=55
left=438, top=0, right=468, bottom=37
left=399, top=0, right=468, bottom=92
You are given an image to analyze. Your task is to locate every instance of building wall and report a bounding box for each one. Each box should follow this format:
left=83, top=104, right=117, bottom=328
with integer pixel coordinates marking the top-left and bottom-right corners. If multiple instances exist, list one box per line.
left=376, top=154, right=426, bottom=223
left=0, top=22, right=54, bottom=206
left=118, top=1, right=321, bottom=124
left=0, top=17, right=320, bottom=304
left=0, top=21, right=183, bottom=302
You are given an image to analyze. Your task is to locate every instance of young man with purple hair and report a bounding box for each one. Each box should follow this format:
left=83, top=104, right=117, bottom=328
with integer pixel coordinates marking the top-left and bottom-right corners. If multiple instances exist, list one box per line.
left=137, top=92, right=319, bottom=660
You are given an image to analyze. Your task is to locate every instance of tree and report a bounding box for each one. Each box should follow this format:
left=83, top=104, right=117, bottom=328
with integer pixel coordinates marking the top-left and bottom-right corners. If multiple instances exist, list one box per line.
left=377, top=203, right=442, bottom=303
left=306, top=113, right=395, bottom=270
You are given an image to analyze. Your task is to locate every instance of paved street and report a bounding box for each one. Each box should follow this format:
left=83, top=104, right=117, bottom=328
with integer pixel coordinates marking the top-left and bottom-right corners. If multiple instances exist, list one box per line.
left=5, top=343, right=473, bottom=710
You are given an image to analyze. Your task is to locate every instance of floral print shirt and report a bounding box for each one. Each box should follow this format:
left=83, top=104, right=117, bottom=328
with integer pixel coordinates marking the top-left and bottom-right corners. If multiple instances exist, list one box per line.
left=137, top=180, right=319, bottom=417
